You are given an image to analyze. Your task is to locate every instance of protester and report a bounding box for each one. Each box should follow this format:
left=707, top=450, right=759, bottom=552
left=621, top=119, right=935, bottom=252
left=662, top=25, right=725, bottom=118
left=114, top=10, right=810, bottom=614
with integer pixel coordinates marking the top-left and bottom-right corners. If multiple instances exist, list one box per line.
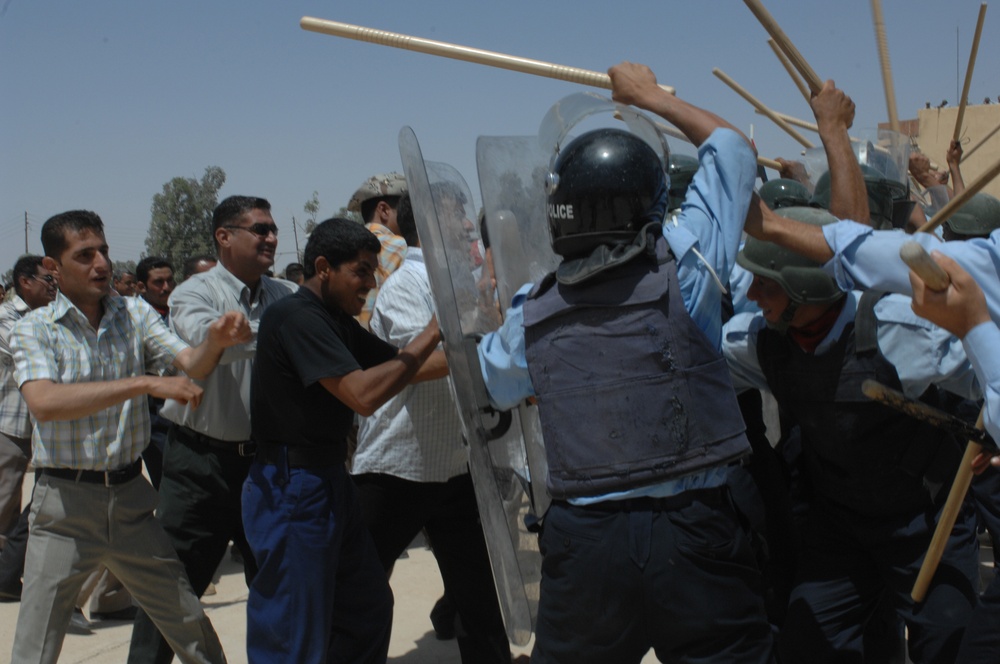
left=10, top=210, right=248, bottom=663
left=128, top=196, right=296, bottom=664
left=353, top=193, right=511, bottom=663
left=346, top=172, right=408, bottom=329
left=243, top=217, right=443, bottom=663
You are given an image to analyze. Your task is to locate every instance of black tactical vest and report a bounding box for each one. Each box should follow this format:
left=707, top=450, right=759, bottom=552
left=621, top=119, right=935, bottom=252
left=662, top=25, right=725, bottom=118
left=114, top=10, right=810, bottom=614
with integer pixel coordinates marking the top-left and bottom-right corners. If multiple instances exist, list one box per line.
left=523, top=237, right=750, bottom=499
left=756, top=292, right=961, bottom=517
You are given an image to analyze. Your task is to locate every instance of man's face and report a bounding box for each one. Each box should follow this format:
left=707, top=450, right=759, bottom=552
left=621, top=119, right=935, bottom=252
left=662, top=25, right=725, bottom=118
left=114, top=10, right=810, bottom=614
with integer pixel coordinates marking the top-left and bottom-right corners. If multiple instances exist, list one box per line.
left=114, top=273, right=137, bottom=296
left=49, top=228, right=112, bottom=306
left=218, top=208, right=277, bottom=276
left=322, top=251, right=378, bottom=316
left=746, top=274, right=791, bottom=326
left=139, top=266, right=176, bottom=309
left=19, top=266, right=57, bottom=310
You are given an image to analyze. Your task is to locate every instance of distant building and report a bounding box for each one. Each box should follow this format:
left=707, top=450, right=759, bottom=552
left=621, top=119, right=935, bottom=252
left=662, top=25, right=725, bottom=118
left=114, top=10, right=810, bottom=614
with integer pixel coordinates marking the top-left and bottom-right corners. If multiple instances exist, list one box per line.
left=883, top=103, right=1000, bottom=199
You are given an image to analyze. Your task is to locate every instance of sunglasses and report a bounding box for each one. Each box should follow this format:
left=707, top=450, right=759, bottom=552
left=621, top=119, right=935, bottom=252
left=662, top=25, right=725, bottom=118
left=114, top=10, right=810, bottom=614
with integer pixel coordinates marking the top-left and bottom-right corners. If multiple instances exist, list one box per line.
left=30, top=274, right=56, bottom=284
left=224, top=223, right=279, bottom=238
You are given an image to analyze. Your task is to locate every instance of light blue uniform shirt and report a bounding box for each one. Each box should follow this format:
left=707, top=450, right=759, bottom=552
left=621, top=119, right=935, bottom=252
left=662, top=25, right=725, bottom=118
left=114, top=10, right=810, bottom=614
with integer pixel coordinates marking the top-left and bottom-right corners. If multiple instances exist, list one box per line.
left=963, top=322, right=1000, bottom=443
left=822, top=221, right=1000, bottom=441
left=823, top=222, right=1000, bottom=321
left=478, top=128, right=757, bottom=503
left=723, top=291, right=980, bottom=403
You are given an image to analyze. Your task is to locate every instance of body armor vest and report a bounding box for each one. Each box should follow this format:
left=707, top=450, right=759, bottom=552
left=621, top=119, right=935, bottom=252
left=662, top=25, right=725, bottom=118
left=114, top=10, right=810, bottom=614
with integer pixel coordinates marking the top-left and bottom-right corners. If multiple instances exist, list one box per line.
left=756, top=292, right=961, bottom=517
left=523, top=237, right=750, bottom=499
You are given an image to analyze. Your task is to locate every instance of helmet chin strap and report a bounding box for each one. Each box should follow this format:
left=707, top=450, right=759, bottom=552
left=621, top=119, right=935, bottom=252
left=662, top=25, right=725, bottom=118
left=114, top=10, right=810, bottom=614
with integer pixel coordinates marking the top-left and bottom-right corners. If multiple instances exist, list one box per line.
left=555, top=222, right=663, bottom=286
left=765, top=301, right=799, bottom=334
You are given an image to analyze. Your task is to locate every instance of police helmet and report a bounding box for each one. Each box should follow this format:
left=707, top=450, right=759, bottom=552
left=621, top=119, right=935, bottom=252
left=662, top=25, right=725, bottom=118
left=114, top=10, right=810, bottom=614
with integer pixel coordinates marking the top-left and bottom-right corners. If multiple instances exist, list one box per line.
left=759, top=179, right=811, bottom=210
left=809, top=166, right=908, bottom=229
left=943, top=193, right=1000, bottom=238
left=737, top=206, right=842, bottom=306
left=667, top=153, right=699, bottom=211
left=546, top=128, right=667, bottom=258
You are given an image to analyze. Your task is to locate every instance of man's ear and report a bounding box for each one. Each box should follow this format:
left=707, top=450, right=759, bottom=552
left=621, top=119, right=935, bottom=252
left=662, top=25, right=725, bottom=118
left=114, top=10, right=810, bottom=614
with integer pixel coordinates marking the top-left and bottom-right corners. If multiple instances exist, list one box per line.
left=215, top=227, right=230, bottom=249
left=41, top=256, right=59, bottom=276
left=136, top=282, right=148, bottom=295
left=313, top=256, right=330, bottom=277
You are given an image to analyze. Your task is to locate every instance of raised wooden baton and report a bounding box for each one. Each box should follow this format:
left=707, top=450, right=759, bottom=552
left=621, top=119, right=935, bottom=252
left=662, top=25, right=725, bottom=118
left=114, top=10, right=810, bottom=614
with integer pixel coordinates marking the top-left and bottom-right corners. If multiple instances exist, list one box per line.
left=300, top=17, right=676, bottom=95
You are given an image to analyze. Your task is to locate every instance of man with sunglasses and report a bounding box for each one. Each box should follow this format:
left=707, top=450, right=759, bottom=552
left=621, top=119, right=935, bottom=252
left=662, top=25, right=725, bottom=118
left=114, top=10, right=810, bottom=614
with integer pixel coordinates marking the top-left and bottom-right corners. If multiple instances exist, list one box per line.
left=129, top=196, right=297, bottom=664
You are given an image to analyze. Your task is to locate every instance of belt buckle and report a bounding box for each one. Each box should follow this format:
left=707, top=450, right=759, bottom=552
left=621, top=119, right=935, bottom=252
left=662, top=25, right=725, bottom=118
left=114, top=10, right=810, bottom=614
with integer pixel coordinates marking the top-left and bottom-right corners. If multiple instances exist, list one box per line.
left=238, top=442, right=253, bottom=457
left=104, top=471, right=112, bottom=488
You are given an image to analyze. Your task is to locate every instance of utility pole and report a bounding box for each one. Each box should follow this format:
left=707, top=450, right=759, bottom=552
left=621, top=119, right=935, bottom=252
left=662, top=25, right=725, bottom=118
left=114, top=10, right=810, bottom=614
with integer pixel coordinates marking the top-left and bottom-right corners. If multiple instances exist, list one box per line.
left=24, top=211, right=28, bottom=254
left=292, top=216, right=301, bottom=262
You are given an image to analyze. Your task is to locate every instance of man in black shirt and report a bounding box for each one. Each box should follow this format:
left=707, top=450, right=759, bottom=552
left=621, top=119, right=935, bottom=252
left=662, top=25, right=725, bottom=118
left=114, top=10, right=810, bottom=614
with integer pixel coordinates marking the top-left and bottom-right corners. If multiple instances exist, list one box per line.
left=244, top=218, right=445, bottom=663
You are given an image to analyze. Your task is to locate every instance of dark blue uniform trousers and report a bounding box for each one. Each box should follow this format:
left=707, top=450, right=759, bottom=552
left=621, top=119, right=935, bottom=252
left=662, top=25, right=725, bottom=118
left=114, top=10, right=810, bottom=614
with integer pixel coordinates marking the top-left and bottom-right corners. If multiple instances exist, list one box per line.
left=532, top=486, right=775, bottom=664
left=779, top=501, right=979, bottom=663
left=242, top=458, right=392, bottom=664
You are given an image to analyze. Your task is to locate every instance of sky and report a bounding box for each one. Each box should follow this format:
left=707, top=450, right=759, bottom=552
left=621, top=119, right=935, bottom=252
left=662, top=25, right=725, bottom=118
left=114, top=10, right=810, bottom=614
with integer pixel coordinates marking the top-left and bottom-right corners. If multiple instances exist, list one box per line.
left=2, top=0, right=997, bottom=274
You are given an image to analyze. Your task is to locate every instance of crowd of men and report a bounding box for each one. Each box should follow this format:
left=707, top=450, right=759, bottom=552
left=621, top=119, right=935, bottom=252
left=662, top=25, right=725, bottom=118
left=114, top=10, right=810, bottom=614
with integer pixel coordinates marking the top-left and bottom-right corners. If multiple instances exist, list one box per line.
left=0, top=59, right=999, bottom=664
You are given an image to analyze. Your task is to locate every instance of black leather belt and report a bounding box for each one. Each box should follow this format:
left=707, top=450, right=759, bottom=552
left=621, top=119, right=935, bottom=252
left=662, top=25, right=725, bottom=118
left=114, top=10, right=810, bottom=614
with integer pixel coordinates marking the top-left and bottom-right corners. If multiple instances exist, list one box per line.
left=40, top=459, right=143, bottom=487
left=176, top=425, right=256, bottom=457
left=255, top=441, right=341, bottom=469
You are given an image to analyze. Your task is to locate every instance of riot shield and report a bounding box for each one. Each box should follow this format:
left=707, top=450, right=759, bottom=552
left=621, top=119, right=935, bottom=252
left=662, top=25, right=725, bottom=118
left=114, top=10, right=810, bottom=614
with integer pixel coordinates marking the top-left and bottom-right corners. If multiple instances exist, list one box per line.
left=476, top=135, right=557, bottom=519
left=399, top=126, right=540, bottom=646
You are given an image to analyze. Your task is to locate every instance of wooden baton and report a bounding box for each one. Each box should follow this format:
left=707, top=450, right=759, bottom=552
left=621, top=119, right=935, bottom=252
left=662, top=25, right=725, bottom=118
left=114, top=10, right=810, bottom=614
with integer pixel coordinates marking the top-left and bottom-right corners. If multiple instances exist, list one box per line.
left=870, top=0, right=900, bottom=133
left=767, top=38, right=811, bottom=103
left=900, top=242, right=950, bottom=291
left=954, top=4, right=988, bottom=143
left=743, top=0, right=824, bottom=93
left=713, top=68, right=814, bottom=149
left=640, top=116, right=781, bottom=171
left=300, top=17, right=676, bottom=95
left=912, top=413, right=984, bottom=602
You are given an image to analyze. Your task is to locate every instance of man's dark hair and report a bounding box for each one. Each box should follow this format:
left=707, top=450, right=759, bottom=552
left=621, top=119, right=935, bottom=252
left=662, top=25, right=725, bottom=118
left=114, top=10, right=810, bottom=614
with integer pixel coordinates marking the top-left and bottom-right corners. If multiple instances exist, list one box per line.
left=114, top=270, right=135, bottom=282
left=136, top=256, right=174, bottom=285
left=360, top=196, right=401, bottom=224
left=212, top=196, right=271, bottom=247
left=182, top=254, right=217, bottom=277
left=12, top=255, right=44, bottom=298
left=41, top=210, right=104, bottom=259
left=284, top=262, right=305, bottom=282
left=395, top=193, right=420, bottom=247
left=303, top=218, right=381, bottom=278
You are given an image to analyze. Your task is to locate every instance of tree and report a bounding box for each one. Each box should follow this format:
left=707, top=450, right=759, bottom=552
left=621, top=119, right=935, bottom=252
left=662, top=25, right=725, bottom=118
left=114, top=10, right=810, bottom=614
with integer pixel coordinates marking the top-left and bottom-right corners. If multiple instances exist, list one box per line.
left=303, top=191, right=320, bottom=234
left=145, top=166, right=226, bottom=277
left=112, top=259, right=137, bottom=277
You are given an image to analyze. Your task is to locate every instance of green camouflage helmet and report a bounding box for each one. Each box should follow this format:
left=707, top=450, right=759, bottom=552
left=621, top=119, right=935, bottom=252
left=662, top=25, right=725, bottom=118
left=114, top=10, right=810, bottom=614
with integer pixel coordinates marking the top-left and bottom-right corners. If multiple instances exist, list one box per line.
left=737, top=206, right=842, bottom=305
left=759, top=179, right=811, bottom=210
left=943, top=193, right=1000, bottom=238
left=667, top=153, right=699, bottom=211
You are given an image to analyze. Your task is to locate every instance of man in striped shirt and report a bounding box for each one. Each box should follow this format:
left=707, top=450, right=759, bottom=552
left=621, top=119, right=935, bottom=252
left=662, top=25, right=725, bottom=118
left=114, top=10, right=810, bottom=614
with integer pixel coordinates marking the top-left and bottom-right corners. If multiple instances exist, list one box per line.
left=10, top=210, right=250, bottom=664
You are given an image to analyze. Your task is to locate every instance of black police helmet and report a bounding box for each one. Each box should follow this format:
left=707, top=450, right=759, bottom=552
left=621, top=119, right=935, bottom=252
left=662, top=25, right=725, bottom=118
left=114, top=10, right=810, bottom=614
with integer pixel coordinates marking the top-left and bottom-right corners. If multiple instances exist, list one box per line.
left=546, top=128, right=667, bottom=258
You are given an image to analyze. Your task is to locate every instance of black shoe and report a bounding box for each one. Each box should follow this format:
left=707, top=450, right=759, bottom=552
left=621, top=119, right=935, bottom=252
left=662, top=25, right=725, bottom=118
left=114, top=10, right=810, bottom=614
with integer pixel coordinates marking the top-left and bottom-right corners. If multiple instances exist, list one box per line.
left=0, top=582, right=21, bottom=602
left=68, top=609, right=92, bottom=635
left=90, top=605, right=138, bottom=622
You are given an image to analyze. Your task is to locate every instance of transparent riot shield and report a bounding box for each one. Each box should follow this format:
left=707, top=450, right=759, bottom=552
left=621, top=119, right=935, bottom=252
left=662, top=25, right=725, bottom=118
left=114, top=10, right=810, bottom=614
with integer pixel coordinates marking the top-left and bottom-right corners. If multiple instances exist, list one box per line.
left=399, top=126, right=539, bottom=646
left=475, top=135, right=556, bottom=520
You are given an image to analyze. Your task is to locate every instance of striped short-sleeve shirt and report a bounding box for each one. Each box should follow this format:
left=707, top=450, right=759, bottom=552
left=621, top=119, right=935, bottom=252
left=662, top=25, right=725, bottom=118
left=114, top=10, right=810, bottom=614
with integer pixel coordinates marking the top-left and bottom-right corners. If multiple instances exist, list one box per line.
left=11, top=292, right=188, bottom=470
